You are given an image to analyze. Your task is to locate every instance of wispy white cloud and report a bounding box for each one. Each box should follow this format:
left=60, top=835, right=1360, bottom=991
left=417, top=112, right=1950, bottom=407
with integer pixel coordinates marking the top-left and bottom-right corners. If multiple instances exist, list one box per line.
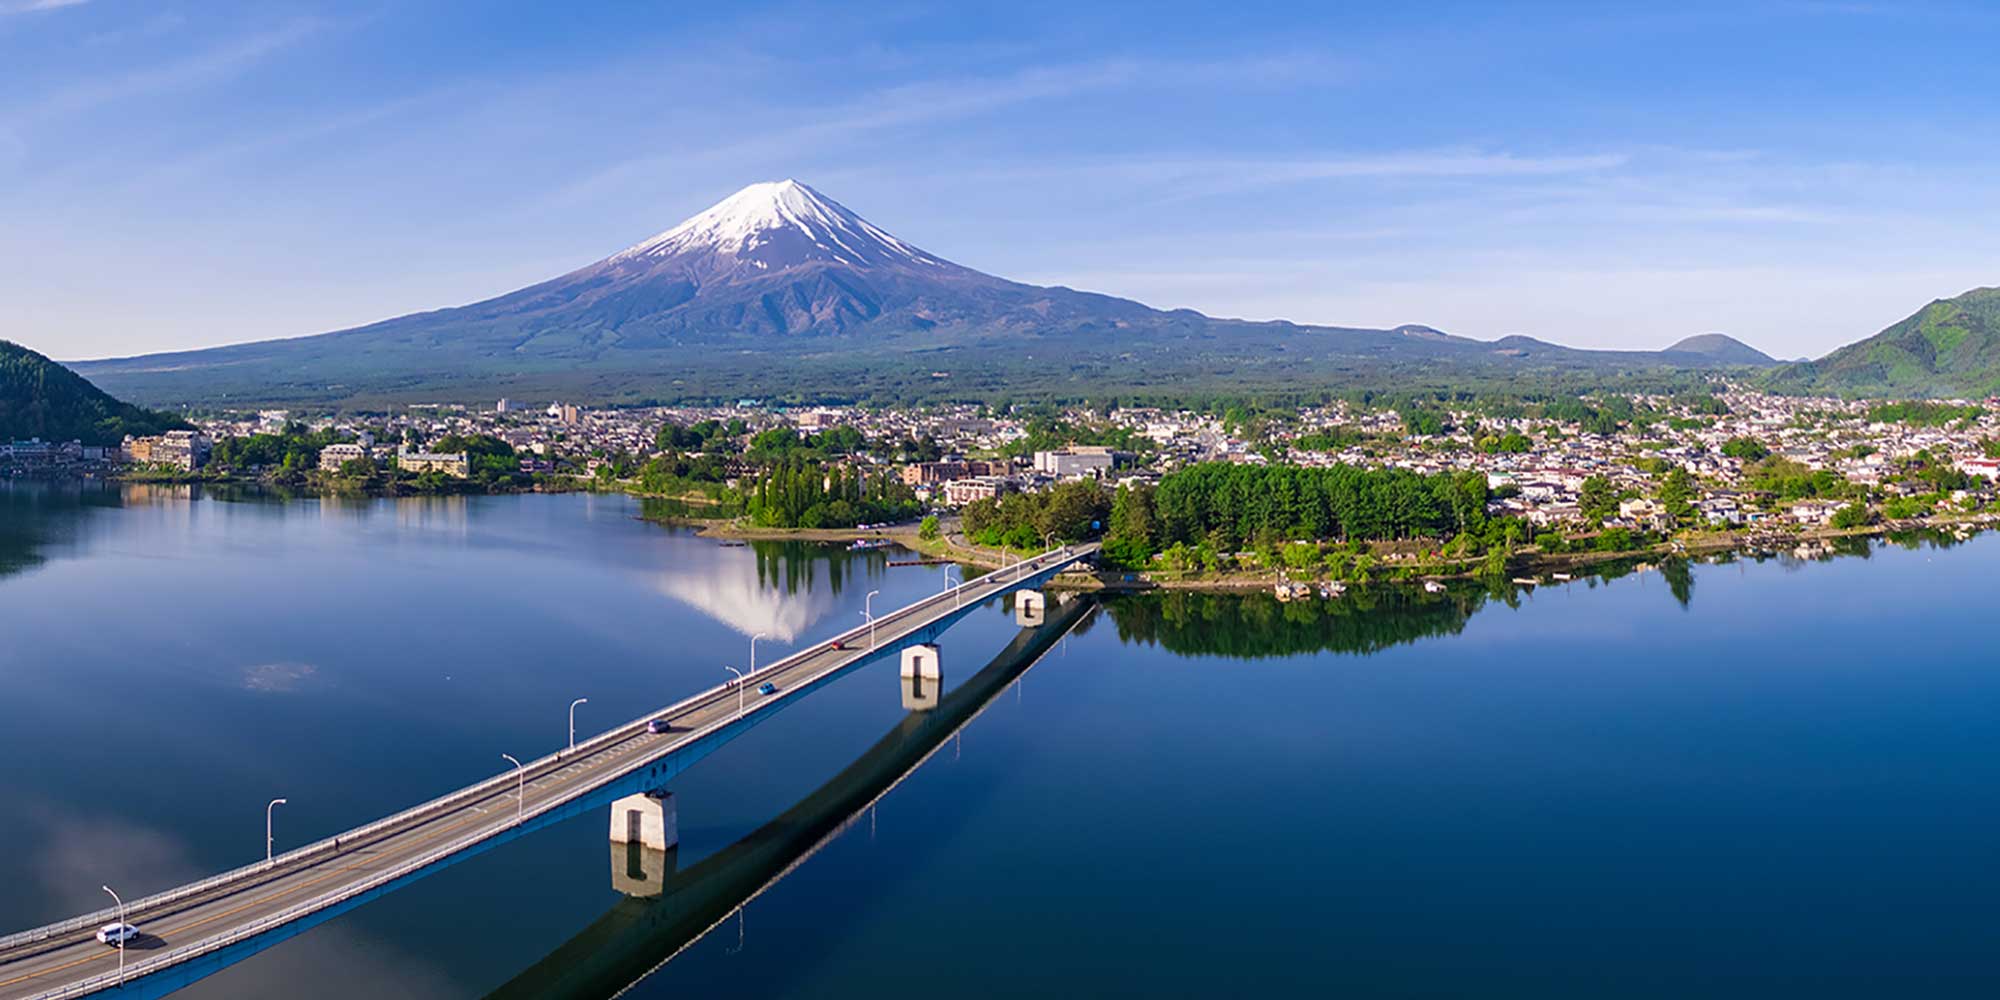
left=547, top=52, right=1351, bottom=208
left=113, top=86, right=463, bottom=194
left=2, top=0, right=90, bottom=14
left=8, top=17, right=325, bottom=127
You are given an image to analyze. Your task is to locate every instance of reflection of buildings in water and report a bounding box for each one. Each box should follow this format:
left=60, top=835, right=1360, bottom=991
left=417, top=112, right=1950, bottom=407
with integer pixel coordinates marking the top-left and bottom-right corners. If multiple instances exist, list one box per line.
left=120, top=482, right=197, bottom=505
left=392, top=495, right=470, bottom=538
left=314, top=493, right=375, bottom=527
left=650, top=564, right=836, bottom=642
left=484, top=597, right=1097, bottom=1000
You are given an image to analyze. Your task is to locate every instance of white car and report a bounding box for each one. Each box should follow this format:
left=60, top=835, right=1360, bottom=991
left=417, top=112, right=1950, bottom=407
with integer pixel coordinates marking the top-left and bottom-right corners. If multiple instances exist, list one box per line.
left=95, top=922, right=139, bottom=946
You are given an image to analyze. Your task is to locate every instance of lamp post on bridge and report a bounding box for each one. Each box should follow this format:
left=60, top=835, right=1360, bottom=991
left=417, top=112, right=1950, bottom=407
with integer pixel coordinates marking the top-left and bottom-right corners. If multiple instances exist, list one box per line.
left=724, top=666, right=745, bottom=718
left=501, top=754, right=524, bottom=825
left=864, top=590, right=880, bottom=648
left=265, top=798, right=287, bottom=865
left=101, top=885, right=126, bottom=987
left=750, top=632, right=767, bottom=675
left=944, top=568, right=961, bottom=608
left=568, top=698, right=589, bottom=752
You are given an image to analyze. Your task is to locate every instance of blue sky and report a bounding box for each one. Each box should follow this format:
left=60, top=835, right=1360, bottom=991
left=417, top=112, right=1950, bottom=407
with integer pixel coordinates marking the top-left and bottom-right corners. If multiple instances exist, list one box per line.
left=4, top=0, right=1999, bottom=361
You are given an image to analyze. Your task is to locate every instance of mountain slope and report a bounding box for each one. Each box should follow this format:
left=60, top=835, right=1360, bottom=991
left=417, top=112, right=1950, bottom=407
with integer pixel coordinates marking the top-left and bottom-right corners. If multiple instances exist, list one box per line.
left=1, top=340, right=189, bottom=445
left=73, top=180, right=1756, bottom=408
left=1662, top=334, right=1776, bottom=366
left=1769, top=287, right=2000, bottom=397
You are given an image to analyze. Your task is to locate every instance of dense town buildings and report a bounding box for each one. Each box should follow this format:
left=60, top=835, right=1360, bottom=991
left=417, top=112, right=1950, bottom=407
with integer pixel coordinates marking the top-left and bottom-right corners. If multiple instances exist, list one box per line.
left=13, top=388, right=2000, bottom=538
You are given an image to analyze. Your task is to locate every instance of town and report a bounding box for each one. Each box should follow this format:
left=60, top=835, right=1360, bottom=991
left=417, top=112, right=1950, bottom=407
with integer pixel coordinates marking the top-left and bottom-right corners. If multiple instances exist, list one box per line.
left=9, top=388, right=1999, bottom=578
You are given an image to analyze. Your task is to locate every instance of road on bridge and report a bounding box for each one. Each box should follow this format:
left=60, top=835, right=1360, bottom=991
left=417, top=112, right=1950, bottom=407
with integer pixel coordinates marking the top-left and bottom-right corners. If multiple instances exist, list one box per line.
left=0, top=546, right=1093, bottom=1000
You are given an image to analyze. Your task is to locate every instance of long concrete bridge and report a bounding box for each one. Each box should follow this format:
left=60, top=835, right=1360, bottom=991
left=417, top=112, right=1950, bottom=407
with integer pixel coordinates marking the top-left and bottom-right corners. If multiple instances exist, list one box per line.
left=0, top=545, right=1096, bottom=1000
left=486, top=593, right=1098, bottom=1000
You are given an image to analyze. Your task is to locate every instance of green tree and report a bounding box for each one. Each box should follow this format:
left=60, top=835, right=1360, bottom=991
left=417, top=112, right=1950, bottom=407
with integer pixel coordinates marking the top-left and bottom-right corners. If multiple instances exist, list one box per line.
left=1579, top=475, right=1618, bottom=522
left=1656, top=466, right=1698, bottom=525
left=1720, top=437, right=1770, bottom=461
left=1830, top=502, right=1871, bottom=529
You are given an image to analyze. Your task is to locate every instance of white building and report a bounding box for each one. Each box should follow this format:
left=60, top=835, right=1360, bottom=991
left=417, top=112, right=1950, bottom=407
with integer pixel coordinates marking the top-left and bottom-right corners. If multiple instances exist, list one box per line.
left=1033, top=446, right=1125, bottom=479
left=319, top=443, right=369, bottom=472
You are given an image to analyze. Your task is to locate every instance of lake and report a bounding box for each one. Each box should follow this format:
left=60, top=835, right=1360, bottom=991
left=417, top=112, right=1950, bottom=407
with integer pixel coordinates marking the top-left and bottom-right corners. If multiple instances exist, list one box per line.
left=3, top=483, right=1997, bottom=998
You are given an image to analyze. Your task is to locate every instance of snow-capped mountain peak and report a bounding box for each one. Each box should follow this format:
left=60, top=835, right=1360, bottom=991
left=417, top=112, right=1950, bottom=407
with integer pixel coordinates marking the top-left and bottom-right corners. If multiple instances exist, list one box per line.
left=614, top=179, right=948, bottom=270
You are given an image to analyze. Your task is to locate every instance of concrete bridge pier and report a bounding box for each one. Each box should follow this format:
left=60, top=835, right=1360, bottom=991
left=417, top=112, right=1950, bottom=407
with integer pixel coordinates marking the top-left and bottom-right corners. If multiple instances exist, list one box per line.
left=1015, top=589, right=1046, bottom=627
left=609, top=791, right=679, bottom=897
left=900, top=643, right=942, bottom=711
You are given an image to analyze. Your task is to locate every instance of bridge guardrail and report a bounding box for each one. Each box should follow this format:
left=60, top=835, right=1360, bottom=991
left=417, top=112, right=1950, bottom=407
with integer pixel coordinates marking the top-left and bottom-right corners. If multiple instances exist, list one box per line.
left=5, top=545, right=1089, bottom=970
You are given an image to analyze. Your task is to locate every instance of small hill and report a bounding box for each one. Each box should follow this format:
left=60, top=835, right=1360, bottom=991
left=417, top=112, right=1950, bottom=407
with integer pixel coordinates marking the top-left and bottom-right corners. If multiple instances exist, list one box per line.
left=1, top=340, right=189, bottom=445
left=1769, top=287, right=2000, bottom=397
left=1662, top=334, right=1776, bottom=366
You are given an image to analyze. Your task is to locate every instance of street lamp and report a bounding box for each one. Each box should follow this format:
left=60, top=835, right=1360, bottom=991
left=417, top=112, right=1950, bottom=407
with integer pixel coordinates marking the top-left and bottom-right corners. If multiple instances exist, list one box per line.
left=101, top=885, right=126, bottom=986
left=944, top=568, right=961, bottom=608
left=864, top=590, right=881, bottom=647
left=501, top=754, right=524, bottom=824
left=568, top=697, right=588, bottom=752
left=750, top=632, right=767, bottom=674
left=266, top=798, right=287, bottom=865
left=724, top=666, right=745, bottom=718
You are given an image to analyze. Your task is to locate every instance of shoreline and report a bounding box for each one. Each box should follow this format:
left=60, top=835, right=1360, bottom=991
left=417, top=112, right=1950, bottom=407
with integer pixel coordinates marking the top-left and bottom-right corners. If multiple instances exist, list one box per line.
left=650, top=509, right=1997, bottom=595
left=40, top=478, right=1996, bottom=597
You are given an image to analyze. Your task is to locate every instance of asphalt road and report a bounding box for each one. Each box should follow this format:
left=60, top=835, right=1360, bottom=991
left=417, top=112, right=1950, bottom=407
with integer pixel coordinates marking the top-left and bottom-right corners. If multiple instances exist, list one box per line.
left=0, top=547, right=1090, bottom=1000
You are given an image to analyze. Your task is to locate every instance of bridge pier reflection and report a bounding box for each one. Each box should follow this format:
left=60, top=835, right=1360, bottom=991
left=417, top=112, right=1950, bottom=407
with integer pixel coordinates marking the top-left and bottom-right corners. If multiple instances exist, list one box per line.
left=610, top=842, right=679, bottom=899
left=899, top=643, right=942, bottom=711
left=609, top=791, right=679, bottom=897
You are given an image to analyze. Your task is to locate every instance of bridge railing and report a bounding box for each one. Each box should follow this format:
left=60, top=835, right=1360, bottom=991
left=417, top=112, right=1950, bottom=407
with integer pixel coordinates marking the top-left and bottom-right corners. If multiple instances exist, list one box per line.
left=2, top=545, right=1092, bottom=962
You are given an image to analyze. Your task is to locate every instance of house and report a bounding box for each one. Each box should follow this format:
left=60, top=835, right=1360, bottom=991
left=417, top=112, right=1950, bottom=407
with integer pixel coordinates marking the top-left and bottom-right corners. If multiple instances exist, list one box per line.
left=397, top=447, right=470, bottom=478
left=942, top=476, right=1015, bottom=505
left=318, top=443, right=369, bottom=472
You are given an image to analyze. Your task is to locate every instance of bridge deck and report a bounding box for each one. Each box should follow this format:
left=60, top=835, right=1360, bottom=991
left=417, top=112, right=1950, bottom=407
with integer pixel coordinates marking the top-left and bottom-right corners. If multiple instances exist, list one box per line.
left=0, top=545, right=1094, bottom=1000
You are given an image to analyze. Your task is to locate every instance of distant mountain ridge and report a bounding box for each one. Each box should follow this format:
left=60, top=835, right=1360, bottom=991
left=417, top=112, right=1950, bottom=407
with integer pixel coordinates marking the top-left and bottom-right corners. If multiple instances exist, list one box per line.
left=1663, top=334, right=1776, bottom=366
left=70, top=180, right=1779, bottom=408
left=2, top=340, right=188, bottom=445
left=1768, top=287, right=2000, bottom=398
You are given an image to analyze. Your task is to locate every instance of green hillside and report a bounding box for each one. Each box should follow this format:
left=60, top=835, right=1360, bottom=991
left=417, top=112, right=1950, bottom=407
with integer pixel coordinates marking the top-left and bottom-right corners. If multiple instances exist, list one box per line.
left=1770, top=287, right=2000, bottom=398
left=1, top=340, right=190, bottom=445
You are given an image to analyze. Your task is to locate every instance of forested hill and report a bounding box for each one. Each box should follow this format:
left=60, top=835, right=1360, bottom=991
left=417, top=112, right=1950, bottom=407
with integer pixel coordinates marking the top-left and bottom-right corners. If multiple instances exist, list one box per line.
left=1, top=340, right=190, bottom=446
left=1769, top=287, right=2000, bottom=398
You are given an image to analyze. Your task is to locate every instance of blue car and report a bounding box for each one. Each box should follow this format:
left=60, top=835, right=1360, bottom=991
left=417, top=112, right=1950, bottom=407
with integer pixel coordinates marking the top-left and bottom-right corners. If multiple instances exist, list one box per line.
left=758, top=681, right=778, bottom=696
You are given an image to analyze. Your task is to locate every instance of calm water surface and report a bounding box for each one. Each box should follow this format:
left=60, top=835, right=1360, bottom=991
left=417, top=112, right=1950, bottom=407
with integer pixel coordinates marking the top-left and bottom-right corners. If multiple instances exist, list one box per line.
left=3, top=482, right=1998, bottom=998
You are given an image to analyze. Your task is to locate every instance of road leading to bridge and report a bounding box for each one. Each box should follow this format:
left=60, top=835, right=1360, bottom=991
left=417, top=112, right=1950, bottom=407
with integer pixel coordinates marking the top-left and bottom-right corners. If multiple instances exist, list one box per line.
left=0, top=544, right=1095, bottom=1000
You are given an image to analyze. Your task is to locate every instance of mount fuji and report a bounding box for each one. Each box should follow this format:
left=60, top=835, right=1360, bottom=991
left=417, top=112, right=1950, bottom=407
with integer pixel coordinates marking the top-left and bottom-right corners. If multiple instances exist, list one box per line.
left=71, top=180, right=1773, bottom=407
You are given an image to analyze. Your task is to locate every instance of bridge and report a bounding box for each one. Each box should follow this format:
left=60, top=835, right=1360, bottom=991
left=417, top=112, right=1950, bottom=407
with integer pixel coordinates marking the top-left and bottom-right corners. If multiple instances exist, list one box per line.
left=0, top=544, right=1097, bottom=1000
left=487, top=593, right=1098, bottom=1000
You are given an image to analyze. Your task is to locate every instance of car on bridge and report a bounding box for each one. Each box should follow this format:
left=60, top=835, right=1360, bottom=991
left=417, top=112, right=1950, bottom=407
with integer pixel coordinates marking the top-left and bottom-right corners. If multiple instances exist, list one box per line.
left=758, top=682, right=778, bottom=696
left=647, top=718, right=673, bottom=734
left=96, top=922, right=139, bottom=946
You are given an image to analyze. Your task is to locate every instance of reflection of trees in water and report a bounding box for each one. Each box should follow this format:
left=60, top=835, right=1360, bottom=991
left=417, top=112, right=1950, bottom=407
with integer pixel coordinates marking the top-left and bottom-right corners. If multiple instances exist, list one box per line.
left=750, top=541, right=890, bottom=597
left=1659, top=559, right=1694, bottom=608
left=1885, top=527, right=1964, bottom=551
left=1105, top=587, right=1485, bottom=659
left=0, top=479, right=124, bottom=582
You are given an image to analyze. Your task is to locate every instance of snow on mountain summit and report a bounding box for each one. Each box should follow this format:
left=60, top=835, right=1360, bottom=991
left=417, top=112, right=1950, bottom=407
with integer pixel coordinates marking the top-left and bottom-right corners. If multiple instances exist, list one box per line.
left=614, top=179, right=949, bottom=271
